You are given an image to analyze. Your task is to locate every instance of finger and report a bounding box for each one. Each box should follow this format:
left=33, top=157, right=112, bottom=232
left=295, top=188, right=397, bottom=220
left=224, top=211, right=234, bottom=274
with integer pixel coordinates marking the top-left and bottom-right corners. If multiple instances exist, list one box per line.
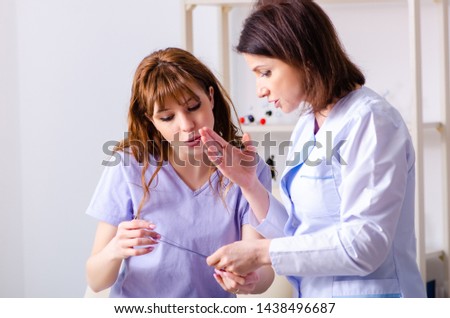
left=202, top=139, right=224, bottom=166
left=120, top=228, right=160, bottom=241
left=214, top=273, right=244, bottom=294
left=137, top=237, right=160, bottom=246
left=206, top=149, right=224, bottom=166
left=213, top=273, right=227, bottom=290
left=203, top=139, right=224, bottom=158
left=130, top=246, right=155, bottom=256
left=221, top=271, right=246, bottom=285
left=122, top=237, right=158, bottom=249
left=119, top=219, right=156, bottom=230
left=145, top=230, right=161, bottom=241
left=206, top=250, right=222, bottom=267
left=214, top=271, right=239, bottom=293
left=242, top=271, right=260, bottom=284
left=242, top=133, right=257, bottom=153
left=130, top=219, right=157, bottom=230
left=216, top=270, right=253, bottom=294
left=207, top=256, right=228, bottom=272
left=216, top=270, right=238, bottom=291
left=237, top=148, right=258, bottom=163
left=200, top=127, right=229, bottom=150
left=242, top=133, right=256, bottom=151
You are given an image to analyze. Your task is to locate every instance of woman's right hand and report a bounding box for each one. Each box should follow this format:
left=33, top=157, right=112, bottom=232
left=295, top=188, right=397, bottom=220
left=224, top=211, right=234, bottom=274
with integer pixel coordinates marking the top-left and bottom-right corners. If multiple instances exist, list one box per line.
left=87, top=219, right=160, bottom=292
left=108, top=219, right=160, bottom=260
left=199, top=127, right=259, bottom=191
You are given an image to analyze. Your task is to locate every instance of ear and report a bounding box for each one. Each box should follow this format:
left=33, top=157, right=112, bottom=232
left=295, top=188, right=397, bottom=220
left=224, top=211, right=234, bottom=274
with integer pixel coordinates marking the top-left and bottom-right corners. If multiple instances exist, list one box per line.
left=209, top=86, right=214, bottom=109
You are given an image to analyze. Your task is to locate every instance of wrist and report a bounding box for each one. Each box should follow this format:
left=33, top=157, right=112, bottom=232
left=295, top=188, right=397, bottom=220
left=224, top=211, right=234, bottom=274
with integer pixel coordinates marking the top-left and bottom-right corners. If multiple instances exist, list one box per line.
left=256, top=239, right=272, bottom=266
left=241, top=179, right=264, bottom=196
left=105, top=239, right=125, bottom=262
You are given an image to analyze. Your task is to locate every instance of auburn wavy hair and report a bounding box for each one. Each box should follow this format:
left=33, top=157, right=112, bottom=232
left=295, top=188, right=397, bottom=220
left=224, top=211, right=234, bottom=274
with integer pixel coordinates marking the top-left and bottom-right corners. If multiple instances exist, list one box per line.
left=115, top=47, right=242, bottom=218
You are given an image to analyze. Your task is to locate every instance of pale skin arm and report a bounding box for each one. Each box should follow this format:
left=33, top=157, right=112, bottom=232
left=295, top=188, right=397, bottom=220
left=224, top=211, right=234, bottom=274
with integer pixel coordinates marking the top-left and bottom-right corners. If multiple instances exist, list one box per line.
left=212, top=224, right=274, bottom=294
left=86, top=219, right=159, bottom=293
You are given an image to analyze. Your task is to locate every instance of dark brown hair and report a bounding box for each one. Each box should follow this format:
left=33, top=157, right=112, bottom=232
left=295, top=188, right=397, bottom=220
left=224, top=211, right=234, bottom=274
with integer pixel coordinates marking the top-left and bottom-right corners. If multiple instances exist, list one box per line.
left=115, top=47, right=241, bottom=218
left=237, top=0, right=365, bottom=112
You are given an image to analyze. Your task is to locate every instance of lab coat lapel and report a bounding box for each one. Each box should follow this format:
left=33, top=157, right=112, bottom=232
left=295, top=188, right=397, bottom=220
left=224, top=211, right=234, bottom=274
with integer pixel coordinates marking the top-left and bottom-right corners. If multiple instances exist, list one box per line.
left=280, top=114, right=315, bottom=195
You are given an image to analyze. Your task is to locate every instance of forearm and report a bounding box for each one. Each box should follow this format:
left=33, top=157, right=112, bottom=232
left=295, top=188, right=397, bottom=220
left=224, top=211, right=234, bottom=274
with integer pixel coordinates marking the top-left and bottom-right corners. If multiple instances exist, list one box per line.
left=241, top=180, right=270, bottom=223
left=86, top=248, right=122, bottom=293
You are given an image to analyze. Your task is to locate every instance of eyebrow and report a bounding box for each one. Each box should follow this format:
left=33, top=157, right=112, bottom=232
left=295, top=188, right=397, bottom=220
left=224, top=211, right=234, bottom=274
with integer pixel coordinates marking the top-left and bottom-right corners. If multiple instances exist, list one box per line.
left=251, top=64, right=268, bottom=72
left=154, top=97, right=196, bottom=114
left=155, top=107, right=168, bottom=114
left=251, top=65, right=261, bottom=72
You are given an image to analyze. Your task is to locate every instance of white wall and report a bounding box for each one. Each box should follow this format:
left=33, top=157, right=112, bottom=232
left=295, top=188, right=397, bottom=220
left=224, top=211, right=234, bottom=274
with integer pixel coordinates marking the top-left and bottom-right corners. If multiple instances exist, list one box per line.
left=0, top=0, right=24, bottom=298
left=1, top=0, right=185, bottom=297
left=1, top=0, right=448, bottom=297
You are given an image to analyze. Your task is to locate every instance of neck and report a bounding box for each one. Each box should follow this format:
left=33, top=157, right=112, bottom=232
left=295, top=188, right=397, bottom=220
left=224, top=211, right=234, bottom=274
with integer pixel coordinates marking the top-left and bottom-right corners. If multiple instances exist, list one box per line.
left=315, top=104, right=332, bottom=128
left=169, top=149, right=214, bottom=190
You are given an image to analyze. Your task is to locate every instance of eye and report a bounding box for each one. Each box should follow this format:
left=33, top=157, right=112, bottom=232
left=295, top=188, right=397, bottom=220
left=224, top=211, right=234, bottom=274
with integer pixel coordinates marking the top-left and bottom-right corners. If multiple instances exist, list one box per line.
left=260, top=70, right=271, bottom=77
left=159, top=114, right=174, bottom=122
left=187, top=102, right=201, bottom=112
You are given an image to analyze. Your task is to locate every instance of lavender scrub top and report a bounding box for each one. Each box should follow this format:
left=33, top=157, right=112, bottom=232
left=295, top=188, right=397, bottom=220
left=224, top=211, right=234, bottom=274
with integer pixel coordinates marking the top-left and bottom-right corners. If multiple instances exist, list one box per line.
left=86, top=151, right=272, bottom=298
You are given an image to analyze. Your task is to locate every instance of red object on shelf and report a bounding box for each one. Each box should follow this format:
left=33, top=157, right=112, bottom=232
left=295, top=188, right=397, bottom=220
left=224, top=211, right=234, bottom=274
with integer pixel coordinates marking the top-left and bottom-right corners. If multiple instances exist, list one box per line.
left=239, top=117, right=245, bottom=124
left=259, top=118, right=266, bottom=125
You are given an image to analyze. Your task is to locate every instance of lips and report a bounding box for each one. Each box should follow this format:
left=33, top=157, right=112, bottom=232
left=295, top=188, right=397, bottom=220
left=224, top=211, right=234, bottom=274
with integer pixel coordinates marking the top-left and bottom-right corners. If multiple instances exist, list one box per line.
left=270, top=99, right=280, bottom=108
left=184, top=135, right=201, bottom=147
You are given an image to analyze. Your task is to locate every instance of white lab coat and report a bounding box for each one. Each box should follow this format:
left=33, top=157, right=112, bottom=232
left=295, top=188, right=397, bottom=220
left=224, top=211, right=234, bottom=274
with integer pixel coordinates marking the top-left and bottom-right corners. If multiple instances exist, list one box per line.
left=251, top=87, right=426, bottom=297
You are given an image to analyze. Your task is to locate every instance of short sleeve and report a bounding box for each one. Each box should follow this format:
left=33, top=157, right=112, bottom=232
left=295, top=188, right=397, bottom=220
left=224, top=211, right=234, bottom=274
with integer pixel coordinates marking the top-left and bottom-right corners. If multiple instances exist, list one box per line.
left=85, top=156, right=134, bottom=226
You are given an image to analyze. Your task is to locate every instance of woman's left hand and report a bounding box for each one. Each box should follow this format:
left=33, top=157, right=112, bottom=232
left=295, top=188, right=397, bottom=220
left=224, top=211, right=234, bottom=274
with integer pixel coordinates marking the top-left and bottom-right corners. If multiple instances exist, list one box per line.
left=199, top=127, right=259, bottom=191
left=213, top=269, right=260, bottom=295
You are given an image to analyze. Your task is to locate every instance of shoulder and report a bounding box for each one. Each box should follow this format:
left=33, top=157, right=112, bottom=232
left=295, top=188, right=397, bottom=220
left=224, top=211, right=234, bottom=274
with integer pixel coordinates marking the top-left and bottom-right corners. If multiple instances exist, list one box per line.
left=331, top=87, right=414, bottom=165
left=101, top=150, right=163, bottom=179
left=341, top=87, right=404, bottom=122
left=334, top=86, right=409, bottom=135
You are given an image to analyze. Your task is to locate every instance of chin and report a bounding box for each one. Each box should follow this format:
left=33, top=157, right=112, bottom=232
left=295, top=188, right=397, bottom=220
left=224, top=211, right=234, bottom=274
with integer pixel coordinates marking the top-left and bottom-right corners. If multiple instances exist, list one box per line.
left=187, top=147, right=206, bottom=160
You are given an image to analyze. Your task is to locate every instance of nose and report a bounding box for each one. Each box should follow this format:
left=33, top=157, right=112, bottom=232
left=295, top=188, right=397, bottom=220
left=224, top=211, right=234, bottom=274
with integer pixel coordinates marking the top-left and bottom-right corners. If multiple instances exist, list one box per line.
left=179, top=113, right=195, bottom=132
left=257, top=86, right=269, bottom=98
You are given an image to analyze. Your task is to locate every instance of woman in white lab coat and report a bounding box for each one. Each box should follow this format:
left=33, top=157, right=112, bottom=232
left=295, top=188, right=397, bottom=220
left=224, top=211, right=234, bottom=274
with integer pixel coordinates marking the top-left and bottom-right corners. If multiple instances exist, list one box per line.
left=199, top=0, right=426, bottom=297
